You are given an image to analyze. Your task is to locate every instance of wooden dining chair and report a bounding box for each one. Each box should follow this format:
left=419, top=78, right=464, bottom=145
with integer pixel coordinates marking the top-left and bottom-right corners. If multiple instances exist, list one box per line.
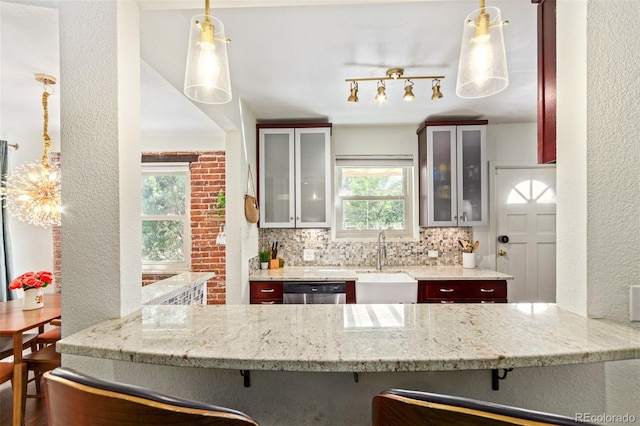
left=1, top=361, right=26, bottom=410
left=373, top=389, right=589, bottom=426
left=0, top=361, right=14, bottom=385
left=34, top=318, right=61, bottom=349
left=22, top=344, right=61, bottom=404
left=44, top=367, right=260, bottom=425
left=0, top=333, right=38, bottom=360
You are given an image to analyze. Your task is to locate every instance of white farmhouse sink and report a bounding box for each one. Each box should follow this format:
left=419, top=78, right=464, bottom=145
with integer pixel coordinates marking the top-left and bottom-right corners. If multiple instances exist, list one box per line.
left=356, top=272, right=418, bottom=304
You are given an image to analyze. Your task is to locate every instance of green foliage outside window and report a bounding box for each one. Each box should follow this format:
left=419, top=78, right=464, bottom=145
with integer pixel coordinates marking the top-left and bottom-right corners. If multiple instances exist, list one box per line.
left=141, top=174, right=187, bottom=262
left=141, top=175, right=186, bottom=215
left=340, top=170, right=405, bottom=230
left=142, top=220, right=184, bottom=261
left=343, top=200, right=405, bottom=230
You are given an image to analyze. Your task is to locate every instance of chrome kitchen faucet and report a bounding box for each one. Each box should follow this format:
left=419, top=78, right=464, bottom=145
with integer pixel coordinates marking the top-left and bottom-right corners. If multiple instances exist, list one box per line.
left=377, top=230, right=386, bottom=271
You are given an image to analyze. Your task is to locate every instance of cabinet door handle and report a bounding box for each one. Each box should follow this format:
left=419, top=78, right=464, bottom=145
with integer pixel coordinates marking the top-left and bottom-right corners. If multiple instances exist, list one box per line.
left=260, top=289, right=275, bottom=293
left=439, top=288, right=455, bottom=293
left=261, top=301, right=276, bottom=304
left=480, top=288, right=495, bottom=293
left=440, top=300, right=454, bottom=304
left=480, top=301, right=495, bottom=304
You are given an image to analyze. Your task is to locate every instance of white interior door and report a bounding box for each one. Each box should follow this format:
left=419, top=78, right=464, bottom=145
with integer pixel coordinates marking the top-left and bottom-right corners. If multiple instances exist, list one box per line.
left=495, top=166, right=556, bottom=303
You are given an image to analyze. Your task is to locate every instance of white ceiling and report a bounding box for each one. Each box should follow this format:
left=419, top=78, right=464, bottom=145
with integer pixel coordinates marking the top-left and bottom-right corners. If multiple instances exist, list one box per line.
left=2, top=0, right=538, bottom=139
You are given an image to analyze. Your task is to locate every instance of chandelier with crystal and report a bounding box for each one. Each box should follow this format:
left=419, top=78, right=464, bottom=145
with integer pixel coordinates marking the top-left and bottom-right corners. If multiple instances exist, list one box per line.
left=1, top=74, right=61, bottom=228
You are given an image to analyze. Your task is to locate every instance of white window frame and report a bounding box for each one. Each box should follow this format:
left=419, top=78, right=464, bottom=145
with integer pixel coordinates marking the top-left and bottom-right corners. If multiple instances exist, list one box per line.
left=141, top=162, right=191, bottom=272
left=333, top=156, right=415, bottom=241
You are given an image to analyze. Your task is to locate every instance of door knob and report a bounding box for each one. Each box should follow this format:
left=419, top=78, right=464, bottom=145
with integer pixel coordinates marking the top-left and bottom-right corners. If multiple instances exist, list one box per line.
left=498, top=250, right=507, bottom=256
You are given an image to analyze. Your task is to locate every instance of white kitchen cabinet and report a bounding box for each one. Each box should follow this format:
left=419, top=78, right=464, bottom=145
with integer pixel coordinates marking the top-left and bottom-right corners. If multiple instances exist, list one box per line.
left=258, top=126, right=331, bottom=228
left=418, top=121, right=487, bottom=227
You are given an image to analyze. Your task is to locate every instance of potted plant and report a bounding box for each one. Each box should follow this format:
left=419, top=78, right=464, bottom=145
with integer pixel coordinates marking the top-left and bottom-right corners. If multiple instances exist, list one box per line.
left=259, top=250, right=271, bottom=270
left=215, top=190, right=225, bottom=215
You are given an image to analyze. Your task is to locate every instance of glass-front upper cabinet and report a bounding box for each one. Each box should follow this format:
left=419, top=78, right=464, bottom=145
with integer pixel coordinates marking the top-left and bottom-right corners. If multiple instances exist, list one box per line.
left=259, top=126, right=331, bottom=228
left=418, top=122, right=487, bottom=227
left=296, top=128, right=331, bottom=227
left=457, top=126, right=486, bottom=226
left=259, top=128, right=295, bottom=227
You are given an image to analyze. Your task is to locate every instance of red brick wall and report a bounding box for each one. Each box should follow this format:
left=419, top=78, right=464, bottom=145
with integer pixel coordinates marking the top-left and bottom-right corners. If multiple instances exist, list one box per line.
left=53, top=151, right=227, bottom=304
left=142, top=151, right=226, bottom=304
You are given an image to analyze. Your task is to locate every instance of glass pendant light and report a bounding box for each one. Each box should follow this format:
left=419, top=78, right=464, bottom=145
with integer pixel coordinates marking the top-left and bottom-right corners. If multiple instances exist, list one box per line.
left=456, top=1, right=509, bottom=98
left=183, top=0, right=232, bottom=104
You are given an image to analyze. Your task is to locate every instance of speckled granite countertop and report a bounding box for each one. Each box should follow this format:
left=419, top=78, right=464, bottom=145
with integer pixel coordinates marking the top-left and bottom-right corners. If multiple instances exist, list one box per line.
left=57, top=303, right=640, bottom=372
left=249, top=266, right=513, bottom=281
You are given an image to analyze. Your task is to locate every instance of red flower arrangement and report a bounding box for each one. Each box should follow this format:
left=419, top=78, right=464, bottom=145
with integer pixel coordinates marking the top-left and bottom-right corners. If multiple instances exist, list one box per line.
left=9, top=271, right=53, bottom=291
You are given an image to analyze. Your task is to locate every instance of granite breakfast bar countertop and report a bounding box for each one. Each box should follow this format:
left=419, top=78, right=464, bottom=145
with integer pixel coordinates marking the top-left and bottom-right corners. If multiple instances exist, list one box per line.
left=57, top=302, right=640, bottom=373
left=249, top=265, right=514, bottom=281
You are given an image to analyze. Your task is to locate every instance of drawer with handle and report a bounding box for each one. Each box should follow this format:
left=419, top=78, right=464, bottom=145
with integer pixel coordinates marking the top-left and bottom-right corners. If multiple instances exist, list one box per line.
left=250, top=281, right=283, bottom=304
left=419, top=280, right=507, bottom=303
left=424, top=282, right=470, bottom=299
left=470, top=281, right=507, bottom=299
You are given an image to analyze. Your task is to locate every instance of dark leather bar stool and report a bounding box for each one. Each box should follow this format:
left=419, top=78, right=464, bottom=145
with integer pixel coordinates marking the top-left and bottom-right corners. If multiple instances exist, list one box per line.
left=373, top=389, right=591, bottom=426
left=44, top=367, right=260, bottom=425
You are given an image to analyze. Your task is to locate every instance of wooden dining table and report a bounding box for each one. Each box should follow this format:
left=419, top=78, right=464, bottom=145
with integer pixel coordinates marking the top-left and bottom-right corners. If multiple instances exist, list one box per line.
left=0, top=293, right=61, bottom=426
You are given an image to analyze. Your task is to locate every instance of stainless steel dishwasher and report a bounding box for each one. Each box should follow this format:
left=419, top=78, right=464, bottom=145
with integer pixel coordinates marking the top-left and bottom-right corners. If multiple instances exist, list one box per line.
left=282, top=282, right=346, bottom=304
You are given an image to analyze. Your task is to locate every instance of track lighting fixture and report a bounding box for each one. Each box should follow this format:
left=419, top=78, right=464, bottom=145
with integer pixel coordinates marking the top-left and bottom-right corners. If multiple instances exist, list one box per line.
left=345, top=68, right=444, bottom=103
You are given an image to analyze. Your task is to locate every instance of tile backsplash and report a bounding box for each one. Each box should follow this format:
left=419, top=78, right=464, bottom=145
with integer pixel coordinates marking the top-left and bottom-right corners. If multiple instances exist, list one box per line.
left=259, top=228, right=473, bottom=268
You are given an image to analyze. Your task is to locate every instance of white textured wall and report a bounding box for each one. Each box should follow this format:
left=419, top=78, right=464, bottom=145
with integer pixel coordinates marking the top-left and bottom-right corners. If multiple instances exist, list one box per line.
left=556, top=0, right=589, bottom=317
left=585, top=2, right=640, bottom=417
left=59, top=0, right=141, bottom=336
left=557, top=0, right=640, bottom=322
left=556, top=0, right=640, bottom=420
left=584, top=0, right=640, bottom=322
left=225, top=99, right=259, bottom=304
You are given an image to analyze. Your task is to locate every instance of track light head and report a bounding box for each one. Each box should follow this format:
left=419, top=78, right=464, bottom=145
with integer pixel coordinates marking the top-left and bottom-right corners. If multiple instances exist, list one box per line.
left=402, top=80, right=415, bottom=102
left=375, top=81, right=387, bottom=102
left=347, top=82, right=359, bottom=102
left=431, top=79, right=444, bottom=100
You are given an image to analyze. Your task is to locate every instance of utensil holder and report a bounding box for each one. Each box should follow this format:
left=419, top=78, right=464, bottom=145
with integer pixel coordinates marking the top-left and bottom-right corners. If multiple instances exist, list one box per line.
left=462, top=252, right=476, bottom=269
left=269, top=259, right=280, bottom=269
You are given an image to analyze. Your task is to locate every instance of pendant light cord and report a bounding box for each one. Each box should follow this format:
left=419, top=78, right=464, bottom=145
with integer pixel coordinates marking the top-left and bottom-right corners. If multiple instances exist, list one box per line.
left=41, top=90, right=51, bottom=169
left=205, top=0, right=211, bottom=25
